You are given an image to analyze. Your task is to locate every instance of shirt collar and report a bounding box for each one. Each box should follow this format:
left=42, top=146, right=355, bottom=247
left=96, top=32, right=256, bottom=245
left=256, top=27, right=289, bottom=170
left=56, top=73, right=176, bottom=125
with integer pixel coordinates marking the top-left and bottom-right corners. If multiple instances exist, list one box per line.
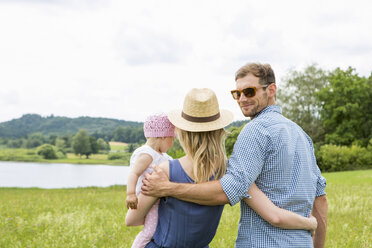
left=254, top=105, right=282, bottom=119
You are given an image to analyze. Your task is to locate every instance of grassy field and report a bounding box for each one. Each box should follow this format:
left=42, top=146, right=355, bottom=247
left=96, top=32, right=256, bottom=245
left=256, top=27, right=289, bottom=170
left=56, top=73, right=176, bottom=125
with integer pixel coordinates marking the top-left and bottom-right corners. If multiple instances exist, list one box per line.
left=109, top=142, right=128, bottom=152
left=1, top=170, right=371, bottom=248
left=0, top=148, right=129, bottom=166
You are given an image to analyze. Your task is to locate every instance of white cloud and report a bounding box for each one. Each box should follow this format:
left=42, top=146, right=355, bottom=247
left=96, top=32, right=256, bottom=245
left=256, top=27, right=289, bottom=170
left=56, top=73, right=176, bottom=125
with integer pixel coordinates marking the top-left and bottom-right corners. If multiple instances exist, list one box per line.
left=0, top=0, right=371, bottom=123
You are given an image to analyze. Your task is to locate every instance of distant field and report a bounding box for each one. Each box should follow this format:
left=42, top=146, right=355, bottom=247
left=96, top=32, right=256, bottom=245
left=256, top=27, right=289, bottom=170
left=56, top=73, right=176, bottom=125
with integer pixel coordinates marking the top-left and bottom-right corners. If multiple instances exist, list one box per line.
left=0, top=170, right=371, bottom=247
left=109, top=142, right=128, bottom=152
left=109, top=142, right=128, bottom=146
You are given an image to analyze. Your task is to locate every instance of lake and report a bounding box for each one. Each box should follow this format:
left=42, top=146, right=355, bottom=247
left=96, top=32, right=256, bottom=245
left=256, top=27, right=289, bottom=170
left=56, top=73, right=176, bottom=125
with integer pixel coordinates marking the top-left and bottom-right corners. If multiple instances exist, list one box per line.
left=0, top=161, right=130, bottom=189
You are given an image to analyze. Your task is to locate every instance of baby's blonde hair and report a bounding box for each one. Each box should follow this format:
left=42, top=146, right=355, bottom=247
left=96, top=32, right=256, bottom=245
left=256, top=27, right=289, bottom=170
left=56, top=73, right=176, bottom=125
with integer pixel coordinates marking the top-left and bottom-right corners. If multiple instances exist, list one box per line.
left=176, top=128, right=227, bottom=183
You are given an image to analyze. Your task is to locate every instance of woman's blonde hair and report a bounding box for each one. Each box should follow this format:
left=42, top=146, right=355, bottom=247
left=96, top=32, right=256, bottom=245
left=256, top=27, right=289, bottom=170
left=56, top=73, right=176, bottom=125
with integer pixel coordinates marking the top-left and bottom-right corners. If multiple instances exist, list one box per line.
left=176, top=128, right=227, bottom=183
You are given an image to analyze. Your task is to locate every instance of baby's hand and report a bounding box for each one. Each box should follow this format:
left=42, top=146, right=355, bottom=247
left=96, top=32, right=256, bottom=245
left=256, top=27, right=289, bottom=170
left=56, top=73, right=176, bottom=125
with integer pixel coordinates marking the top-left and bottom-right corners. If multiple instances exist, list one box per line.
left=126, top=193, right=138, bottom=209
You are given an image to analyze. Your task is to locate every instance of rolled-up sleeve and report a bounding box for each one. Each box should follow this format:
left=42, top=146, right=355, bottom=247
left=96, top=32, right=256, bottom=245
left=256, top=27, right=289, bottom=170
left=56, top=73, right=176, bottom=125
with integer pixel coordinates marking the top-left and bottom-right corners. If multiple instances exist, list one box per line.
left=306, top=134, right=327, bottom=197
left=220, top=162, right=250, bottom=206
left=220, top=123, right=269, bottom=206
left=315, top=175, right=327, bottom=196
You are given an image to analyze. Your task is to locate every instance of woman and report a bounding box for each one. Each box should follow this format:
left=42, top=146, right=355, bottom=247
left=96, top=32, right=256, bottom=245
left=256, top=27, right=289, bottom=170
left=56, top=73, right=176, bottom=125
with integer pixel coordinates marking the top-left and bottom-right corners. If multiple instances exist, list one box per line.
left=126, top=88, right=316, bottom=248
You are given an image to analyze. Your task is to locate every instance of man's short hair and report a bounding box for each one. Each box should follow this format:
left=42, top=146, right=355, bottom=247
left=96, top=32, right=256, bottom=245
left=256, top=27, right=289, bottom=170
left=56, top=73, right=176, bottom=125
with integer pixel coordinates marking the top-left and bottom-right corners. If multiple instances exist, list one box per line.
left=235, top=62, right=276, bottom=86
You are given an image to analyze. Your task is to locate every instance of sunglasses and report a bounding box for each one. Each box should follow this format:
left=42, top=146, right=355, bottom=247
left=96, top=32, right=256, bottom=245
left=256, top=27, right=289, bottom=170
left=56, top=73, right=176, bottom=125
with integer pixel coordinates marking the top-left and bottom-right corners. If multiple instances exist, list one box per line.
left=230, top=85, right=269, bottom=100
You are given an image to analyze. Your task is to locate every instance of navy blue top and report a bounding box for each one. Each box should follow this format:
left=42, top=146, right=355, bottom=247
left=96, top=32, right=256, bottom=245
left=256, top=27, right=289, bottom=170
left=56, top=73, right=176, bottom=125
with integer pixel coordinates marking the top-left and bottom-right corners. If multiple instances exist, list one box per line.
left=146, top=159, right=224, bottom=248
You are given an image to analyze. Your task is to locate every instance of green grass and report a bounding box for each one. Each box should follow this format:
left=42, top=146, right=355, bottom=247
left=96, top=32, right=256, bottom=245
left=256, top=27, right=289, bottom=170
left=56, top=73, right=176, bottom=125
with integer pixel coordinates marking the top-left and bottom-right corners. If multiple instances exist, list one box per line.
left=0, top=148, right=41, bottom=162
left=0, top=148, right=129, bottom=166
left=322, top=170, right=372, bottom=247
left=0, top=186, right=128, bottom=247
left=1, top=170, right=371, bottom=247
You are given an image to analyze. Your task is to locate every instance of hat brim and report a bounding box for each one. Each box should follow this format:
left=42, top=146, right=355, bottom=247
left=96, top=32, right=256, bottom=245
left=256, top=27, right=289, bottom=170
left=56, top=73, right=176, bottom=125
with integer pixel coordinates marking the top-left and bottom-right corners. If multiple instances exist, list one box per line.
left=167, top=109, right=234, bottom=132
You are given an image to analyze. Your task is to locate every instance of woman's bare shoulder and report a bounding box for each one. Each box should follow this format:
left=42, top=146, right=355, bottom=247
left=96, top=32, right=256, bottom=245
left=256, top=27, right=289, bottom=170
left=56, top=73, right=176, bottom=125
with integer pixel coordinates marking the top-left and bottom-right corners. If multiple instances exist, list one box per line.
left=157, top=160, right=170, bottom=177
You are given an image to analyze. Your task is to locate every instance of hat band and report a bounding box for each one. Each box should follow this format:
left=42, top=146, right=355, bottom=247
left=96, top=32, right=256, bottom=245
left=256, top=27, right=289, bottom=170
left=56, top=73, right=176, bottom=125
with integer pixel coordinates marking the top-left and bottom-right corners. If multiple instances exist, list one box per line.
left=181, top=111, right=220, bottom=123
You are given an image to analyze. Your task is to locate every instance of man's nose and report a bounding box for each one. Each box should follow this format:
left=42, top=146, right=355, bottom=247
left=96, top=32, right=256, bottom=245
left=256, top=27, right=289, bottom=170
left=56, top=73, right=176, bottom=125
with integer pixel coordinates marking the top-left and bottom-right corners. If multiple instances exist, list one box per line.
left=238, top=92, right=247, bottom=101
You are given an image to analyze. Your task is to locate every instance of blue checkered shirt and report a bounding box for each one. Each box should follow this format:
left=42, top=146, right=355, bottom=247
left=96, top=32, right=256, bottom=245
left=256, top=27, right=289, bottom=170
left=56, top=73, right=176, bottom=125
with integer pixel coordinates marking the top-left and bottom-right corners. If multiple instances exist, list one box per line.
left=220, top=105, right=326, bottom=248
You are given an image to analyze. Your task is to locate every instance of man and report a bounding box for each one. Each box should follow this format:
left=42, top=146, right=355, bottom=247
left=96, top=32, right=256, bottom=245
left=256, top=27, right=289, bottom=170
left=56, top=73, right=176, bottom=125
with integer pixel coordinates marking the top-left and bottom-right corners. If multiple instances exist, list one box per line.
left=142, top=63, right=328, bottom=248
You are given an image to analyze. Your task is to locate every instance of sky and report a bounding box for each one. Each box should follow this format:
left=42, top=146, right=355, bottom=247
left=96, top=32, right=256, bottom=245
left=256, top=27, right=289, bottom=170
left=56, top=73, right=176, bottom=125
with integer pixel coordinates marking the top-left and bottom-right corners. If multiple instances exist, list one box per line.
left=1, top=0, right=371, bottom=123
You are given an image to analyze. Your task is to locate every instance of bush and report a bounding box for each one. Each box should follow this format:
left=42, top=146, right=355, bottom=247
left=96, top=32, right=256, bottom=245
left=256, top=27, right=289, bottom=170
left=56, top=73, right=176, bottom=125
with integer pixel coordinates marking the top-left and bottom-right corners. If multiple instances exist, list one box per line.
left=108, top=152, right=130, bottom=160
left=26, top=150, right=37, bottom=155
left=225, top=126, right=244, bottom=158
left=37, top=144, right=58, bottom=159
left=167, top=139, right=185, bottom=159
left=56, top=151, right=67, bottom=159
left=0, top=148, right=40, bottom=161
left=316, top=144, right=372, bottom=172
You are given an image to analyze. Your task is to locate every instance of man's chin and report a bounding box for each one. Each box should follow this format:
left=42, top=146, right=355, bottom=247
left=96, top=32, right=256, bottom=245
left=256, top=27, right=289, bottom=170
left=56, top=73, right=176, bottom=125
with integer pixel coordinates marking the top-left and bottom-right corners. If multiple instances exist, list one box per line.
left=241, top=110, right=253, bottom=118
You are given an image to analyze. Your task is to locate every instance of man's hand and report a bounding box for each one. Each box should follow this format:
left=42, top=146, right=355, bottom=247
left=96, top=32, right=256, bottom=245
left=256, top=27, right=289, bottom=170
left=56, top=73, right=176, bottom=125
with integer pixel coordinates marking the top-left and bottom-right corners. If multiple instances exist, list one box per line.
left=126, top=193, right=138, bottom=209
left=141, top=166, right=171, bottom=197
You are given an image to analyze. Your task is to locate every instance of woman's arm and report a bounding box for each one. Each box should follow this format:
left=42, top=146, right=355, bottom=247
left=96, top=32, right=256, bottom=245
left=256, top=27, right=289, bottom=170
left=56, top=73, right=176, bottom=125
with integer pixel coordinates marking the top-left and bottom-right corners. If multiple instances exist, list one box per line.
left=244, top=184, right=317, bottom=231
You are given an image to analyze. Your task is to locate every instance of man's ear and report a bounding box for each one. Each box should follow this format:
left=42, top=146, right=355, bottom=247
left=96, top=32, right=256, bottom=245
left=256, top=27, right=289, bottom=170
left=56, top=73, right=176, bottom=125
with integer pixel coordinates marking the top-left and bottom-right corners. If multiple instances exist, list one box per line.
left=267, top=83, right=277, bottom=98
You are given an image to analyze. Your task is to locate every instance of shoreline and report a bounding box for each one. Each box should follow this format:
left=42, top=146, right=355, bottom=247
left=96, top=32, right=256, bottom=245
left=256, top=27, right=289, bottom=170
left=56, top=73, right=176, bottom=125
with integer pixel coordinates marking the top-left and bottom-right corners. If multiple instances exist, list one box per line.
left=0, top=159, right=129, bottom=166
left=0, top=185, right=127, bottom=190
left=0, top=148, right=130, bottom=166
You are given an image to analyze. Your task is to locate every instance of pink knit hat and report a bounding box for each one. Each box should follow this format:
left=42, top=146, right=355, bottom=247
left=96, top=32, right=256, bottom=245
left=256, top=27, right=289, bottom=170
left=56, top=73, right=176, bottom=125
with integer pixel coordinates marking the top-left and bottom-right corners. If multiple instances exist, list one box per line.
left=144, top=114, right=175, bottom=138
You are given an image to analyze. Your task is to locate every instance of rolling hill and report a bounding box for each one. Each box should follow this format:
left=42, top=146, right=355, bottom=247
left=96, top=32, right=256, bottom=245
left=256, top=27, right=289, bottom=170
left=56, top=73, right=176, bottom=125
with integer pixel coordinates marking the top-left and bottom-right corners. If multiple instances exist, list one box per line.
left=0, top=114, right=143, bottom=138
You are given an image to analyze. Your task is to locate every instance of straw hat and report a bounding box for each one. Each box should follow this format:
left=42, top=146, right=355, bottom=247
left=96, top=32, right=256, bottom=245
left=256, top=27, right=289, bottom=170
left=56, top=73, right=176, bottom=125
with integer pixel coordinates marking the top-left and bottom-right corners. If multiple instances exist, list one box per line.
left=168, top=88, right=234, bottom=132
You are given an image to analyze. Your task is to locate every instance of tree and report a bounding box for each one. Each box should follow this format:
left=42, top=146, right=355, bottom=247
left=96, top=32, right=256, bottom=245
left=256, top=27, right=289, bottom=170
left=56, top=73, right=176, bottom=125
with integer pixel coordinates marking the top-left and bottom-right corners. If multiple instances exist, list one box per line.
left=89, top=136, right=99, bottom=154
left=127, top=143, right=135, bottom=153
left=72, top=129, right=92, bottom=158
left=55, top=138, right=67, bottom=155
left=48, top=135, right=58, bottom=145
left=113, top=126, right=129, bottom=142
left=97, top=138, right=110, bottom=151
left=113, top=126, right=145, bottom=143
left=316, top=67, right=372, bottom=146
left=60, top=135, right=73, bottom=150
left=277, top=64, right=328, bottom=143
left=225, top=125, right=245, bottom=157
left=7, top=139, right=23, bottom=148
left=25, top=133, right=44, bottom=148
left=37, top=144, right=57, bottom=159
